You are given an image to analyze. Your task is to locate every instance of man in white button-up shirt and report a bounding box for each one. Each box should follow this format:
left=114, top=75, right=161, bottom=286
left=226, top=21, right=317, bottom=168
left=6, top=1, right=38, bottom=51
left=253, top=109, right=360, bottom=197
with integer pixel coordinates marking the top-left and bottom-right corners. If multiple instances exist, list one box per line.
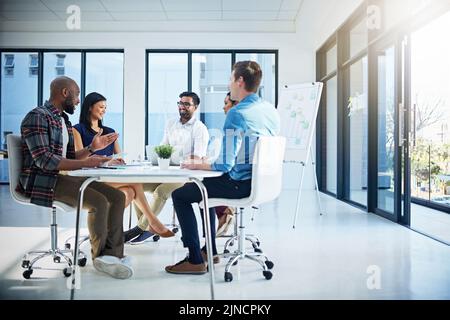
left=124, top=92, right=209, bottom=244
left=161, top=98, right=209, bottom=164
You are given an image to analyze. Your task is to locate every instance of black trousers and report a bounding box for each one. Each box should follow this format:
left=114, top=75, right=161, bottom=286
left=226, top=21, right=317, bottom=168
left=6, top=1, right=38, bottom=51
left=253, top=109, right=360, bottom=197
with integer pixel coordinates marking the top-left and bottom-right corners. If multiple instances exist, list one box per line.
left=172, top=173, right=251, bottom=255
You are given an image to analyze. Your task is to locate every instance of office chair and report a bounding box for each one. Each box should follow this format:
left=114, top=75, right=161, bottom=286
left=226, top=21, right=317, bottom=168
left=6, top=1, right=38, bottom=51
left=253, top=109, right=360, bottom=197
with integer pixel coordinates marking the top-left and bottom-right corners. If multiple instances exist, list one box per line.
left=7, top=134, right=87, bottom=279
left=206, top=136, right=286, bottom=282
left=221, top=206, right=262, bottom=253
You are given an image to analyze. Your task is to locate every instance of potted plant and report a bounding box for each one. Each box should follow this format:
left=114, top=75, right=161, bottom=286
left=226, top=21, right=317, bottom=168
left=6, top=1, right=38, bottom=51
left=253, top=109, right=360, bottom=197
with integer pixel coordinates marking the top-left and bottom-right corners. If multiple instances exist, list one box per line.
left=154, top=144, right=174, bottom=170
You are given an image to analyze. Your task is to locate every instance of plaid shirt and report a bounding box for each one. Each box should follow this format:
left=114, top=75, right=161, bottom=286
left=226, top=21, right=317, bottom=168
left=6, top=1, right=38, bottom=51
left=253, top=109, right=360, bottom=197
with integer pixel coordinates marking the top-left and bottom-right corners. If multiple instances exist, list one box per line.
left=17, top=101, right=76, bottom=208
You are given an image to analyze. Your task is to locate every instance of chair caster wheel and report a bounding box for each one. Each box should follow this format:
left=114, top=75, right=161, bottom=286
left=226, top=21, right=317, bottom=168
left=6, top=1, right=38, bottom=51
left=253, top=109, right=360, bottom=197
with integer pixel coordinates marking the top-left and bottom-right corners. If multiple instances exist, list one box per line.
left=265, top=261, right=274, bottom=270
left=53, top=256, right=61, bottom=263
left=224, top=272, right=233, bottom=282
left=172, top=227, right=179, bottom=234
left=23, top=269, right=33, bottom=279
left=153, top=235, right=160, bottom=242
left=78, top=257, right=87, bottom=267
left=223, top=249, right=230, bottom=254
left=65, top=243, right=71, bottom=250
left=254, top=248, right=263, bottom=253
left=263, top=271, right=272, bottom=280
left=63, top=267, right=72, bottom=277
left=22, top=260, right=30, bottom=269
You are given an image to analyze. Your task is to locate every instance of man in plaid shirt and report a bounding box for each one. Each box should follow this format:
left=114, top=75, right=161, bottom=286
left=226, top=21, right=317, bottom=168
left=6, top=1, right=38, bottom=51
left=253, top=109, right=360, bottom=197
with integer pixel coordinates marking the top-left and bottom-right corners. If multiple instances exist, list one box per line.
left=18, top=76, right=133, bottom=279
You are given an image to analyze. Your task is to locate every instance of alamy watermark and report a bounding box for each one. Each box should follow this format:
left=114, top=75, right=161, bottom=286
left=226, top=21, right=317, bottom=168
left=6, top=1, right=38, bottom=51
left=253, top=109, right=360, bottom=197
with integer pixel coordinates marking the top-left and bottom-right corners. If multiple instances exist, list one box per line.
left=366, top=265, right=382, bottom=290
left=66, top=266, right=81, bottom=290
left=66, top=5, right=81, bottom=30
left=367, top=5, right=382, bottom=31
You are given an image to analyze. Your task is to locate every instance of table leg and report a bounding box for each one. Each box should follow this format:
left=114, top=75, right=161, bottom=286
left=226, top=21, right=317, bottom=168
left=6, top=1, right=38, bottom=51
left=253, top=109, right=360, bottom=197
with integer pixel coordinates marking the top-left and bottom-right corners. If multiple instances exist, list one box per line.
left=70, top=177, right=98, bottom=300
left=189, top=177, right=215, bottom=301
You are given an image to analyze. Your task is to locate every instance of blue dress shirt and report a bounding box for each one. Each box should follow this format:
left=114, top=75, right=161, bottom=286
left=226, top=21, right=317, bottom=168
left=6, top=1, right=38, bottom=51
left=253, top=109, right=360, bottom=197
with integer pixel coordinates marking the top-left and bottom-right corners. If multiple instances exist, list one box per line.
left=211, top=93, right=280, bottom=181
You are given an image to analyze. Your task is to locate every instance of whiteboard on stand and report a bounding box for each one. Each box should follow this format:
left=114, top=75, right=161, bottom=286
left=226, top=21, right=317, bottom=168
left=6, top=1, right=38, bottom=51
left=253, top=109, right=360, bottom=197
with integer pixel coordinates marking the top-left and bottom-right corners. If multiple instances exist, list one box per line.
left=278, top=82, right=323, bottom=164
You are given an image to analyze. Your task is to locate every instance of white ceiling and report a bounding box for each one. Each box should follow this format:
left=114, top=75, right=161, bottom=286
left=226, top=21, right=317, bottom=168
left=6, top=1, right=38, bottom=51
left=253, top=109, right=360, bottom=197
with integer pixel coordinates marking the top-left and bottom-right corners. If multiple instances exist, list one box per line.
left=0, top=0, right=304, bottom=23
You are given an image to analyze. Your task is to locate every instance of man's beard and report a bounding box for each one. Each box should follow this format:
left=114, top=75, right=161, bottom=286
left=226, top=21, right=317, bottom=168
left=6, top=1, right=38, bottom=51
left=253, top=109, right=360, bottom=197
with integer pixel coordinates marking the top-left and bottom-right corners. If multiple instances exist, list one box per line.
left=62, top=96, right=75, bottom=115
left=179, top=110, right=191, bottom=121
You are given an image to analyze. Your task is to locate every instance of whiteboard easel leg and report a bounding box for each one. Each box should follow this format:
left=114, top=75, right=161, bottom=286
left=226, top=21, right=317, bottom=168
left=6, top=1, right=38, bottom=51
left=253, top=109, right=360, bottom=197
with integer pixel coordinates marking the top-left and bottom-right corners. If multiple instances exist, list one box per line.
left=293, top=164, right=306, bottom=229
left=313, top=162, right=324, bottom=216
left=310, top=147, right=324, bottom=216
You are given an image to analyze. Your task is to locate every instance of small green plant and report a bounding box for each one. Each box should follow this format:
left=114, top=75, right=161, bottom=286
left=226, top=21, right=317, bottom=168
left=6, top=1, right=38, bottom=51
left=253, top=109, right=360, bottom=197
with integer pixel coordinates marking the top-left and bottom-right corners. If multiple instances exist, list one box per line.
left=154, top=144, right=174, bottom=159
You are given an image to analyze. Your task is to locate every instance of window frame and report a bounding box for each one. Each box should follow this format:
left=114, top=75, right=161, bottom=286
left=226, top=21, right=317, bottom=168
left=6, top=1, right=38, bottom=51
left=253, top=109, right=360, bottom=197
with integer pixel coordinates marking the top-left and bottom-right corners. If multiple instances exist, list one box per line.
left=4, top=54, right=15, bottom=68
left=316, top=35, right=338, bottom=196
left=0, top=48, right=124, bottom=146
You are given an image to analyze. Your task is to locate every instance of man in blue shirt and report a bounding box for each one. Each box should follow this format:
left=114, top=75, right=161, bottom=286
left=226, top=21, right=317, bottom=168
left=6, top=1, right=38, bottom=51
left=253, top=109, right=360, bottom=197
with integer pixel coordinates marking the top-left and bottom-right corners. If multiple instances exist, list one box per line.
left=166, top=61, right=280, bottom=274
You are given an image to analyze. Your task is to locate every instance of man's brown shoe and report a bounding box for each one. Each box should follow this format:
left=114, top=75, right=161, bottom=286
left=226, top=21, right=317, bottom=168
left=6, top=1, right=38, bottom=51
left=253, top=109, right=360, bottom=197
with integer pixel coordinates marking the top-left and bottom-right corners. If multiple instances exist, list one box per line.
left=165, top=258, right=207, bottom=275
left=201, top=250, right=220, bottom=264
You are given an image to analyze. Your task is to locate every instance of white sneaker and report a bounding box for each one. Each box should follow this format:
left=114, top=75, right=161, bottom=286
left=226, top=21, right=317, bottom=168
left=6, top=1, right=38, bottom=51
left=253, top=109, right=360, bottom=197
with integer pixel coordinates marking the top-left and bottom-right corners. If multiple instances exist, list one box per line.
left=93, top=255, right=134, bottom=279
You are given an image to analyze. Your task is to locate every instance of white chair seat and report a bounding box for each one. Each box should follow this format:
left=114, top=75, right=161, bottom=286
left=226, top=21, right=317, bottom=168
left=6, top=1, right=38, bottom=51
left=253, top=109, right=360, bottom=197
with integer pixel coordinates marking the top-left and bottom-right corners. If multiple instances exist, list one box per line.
left=12, top=194, right=73, bottom=213
left=206, top=197, right=251, bottom=208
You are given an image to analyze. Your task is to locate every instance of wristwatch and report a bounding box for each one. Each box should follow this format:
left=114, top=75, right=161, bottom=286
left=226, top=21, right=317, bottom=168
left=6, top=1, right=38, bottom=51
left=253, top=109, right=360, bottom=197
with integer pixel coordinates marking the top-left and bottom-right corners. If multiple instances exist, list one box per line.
left=86, top=144, right=95, bottom=154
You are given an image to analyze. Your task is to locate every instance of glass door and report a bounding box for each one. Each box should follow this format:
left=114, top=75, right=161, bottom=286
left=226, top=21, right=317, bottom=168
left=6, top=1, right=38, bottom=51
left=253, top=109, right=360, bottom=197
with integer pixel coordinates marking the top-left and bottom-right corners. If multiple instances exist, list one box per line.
left=372, top=9, right=450, bottom=241
left=372, top=35, right=406, bottom=222
left=408, top=10, right=450, bottom=243
left=375, top=44, right=397, bottom=217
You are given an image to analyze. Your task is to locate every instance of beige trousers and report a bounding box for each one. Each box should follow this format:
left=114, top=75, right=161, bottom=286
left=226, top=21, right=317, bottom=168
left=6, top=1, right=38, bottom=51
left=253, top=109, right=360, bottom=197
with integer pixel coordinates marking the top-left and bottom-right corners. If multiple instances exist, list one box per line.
left=134, top=183, right=184, bottom=230
left=54, top=175, right=126, bottom=260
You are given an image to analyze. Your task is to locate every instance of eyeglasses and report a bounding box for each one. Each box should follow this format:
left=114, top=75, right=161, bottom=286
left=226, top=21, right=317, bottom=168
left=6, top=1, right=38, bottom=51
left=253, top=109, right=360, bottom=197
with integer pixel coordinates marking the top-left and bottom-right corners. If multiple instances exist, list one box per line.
left=177, top=101, right=195, bottom=107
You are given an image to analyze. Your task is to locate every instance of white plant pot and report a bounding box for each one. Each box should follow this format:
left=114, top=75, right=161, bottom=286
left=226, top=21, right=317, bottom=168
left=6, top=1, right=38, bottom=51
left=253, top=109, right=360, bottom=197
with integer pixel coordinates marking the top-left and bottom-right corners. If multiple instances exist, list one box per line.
left=158, top=158, right=170, bottom=170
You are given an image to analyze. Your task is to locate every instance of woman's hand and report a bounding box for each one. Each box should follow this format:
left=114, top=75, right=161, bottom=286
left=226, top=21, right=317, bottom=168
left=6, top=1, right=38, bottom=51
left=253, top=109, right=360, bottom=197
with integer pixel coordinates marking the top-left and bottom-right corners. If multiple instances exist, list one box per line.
left=106, top=158, right=126, bottom=166
left=91, top=128, right=119, bottom=152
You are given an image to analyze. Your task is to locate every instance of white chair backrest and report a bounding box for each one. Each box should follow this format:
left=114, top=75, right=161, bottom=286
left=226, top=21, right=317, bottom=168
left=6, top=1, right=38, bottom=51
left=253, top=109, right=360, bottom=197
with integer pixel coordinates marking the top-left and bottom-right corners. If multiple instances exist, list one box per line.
left=248, top=136, right=286, bottom=205
left=7, top=134, right=30, bottom=204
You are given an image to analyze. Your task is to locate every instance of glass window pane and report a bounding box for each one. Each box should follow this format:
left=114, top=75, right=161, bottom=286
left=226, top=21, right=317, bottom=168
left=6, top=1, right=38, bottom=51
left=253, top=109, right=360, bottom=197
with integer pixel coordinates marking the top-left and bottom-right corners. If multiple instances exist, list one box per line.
left=85, top=52, right=124, bottom=147
left=147, top=53, right=188, bottom=147
left=348, top=56, right=368, bottom=205
left=377, top=46, right=396, bottom=213
left=350, top=18, right=368, bottom=58
left=326, top=76, right=338, bottom=194
left=411, top=10, right=450, bottom=206
left=326, top=45, right=337, bottom=74
left=410, top=9, right=450, bottom=243
left=43, top=52, right=81, bottom=120
left=235, top=53, right=276, bottom=105
left=1, top=52, right=39, bottom=137
left=192, top=53, right=231, bottom=131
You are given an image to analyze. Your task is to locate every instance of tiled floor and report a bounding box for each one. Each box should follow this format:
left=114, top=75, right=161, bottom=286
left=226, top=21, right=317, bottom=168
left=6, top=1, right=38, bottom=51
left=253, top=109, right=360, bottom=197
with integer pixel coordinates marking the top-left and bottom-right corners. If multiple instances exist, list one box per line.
left=0, top=184, right=450, bottom=300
